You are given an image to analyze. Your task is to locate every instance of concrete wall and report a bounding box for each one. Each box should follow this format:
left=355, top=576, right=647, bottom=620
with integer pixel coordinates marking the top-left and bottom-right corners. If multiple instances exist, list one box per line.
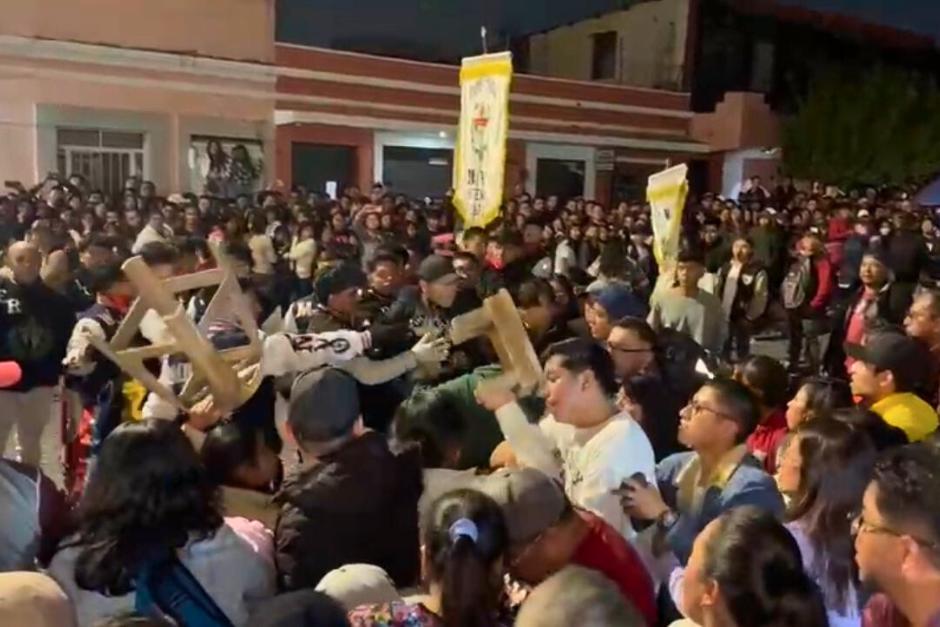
left=691, top=92, right=780, bottom=153
left=721, top=148, right=780, bottom=199
left=0, top=0, right=275, bottom=62
left=528, top=0, right=689, bottom=90
left=0, top=70, right=273, bottom=191
left=0, top=73, right=38, bottom=184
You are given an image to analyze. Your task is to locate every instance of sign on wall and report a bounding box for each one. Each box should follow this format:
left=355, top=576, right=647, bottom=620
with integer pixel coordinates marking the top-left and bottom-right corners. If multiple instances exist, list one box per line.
left=452, top=52, right=513, bottom=228
left=188, top=136, right=264, bottom=198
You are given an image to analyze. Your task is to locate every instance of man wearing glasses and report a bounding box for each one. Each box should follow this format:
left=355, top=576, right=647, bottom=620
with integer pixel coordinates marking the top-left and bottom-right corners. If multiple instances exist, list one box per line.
left=619, top=378, right=784, bottom=566
left=607, top=317, right=696, bottom=460
left=855, top=443, right=940, bottom=627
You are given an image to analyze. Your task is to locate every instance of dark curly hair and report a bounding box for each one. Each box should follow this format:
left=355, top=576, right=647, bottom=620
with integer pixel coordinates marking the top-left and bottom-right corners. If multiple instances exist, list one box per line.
left=69, top=419, right=222, bottom=595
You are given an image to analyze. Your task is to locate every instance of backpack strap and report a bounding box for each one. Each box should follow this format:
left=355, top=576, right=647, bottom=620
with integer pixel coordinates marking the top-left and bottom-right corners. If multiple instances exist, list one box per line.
left=135, top=555, right=235, bottom=627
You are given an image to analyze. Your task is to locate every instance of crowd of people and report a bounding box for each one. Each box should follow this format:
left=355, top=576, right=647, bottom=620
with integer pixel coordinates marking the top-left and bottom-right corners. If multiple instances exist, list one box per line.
left=2, top=170, right=940, bottom=627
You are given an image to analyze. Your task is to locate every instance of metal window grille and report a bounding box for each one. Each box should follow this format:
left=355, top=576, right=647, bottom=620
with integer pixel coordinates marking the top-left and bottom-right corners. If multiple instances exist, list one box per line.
left=56, top=129, right=145, bottom=196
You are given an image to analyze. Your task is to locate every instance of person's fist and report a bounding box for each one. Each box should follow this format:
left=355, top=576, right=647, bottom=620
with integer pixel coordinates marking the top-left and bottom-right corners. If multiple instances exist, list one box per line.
left=474, top=378, right=516, bottom=412
left=410, top=333, right=450, bottom=365
left=187, top=395, right=226, bottom=431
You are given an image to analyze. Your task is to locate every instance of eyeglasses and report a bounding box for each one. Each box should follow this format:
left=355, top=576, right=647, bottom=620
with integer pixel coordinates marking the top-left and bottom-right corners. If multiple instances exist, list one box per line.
left=851, top=513, right=902, bottom=539
left=851, top=513, right=940, bottom=552
left=684, top=400, right=734, bottom=421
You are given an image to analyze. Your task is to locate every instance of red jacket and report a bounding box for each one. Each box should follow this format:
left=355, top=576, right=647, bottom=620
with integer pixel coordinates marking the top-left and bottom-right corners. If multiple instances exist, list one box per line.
left=809, top=255, right=834, bottom=311
left=572, top=511, right=657, bottom=626
left=746, top=408, right=789, bottom=474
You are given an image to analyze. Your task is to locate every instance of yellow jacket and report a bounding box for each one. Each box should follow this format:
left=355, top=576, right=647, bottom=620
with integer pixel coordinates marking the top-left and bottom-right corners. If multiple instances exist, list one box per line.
left=871, top=393, right=939, bottom=442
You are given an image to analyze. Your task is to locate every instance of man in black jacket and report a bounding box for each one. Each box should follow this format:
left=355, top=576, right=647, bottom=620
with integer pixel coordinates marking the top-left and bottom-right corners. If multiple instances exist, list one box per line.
left=887, top=212, right=929, bottom=306
left=274, top=367, right=422, bottom=591
left=0, top=242, right=74, bottom=483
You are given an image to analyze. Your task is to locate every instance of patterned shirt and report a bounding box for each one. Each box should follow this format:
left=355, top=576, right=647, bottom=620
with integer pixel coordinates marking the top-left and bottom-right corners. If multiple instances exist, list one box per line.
left=348, top=602, right=443, bottom=627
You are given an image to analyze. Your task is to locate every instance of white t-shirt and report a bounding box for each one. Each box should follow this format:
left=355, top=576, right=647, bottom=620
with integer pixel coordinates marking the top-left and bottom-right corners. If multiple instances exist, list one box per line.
left=494, top=403, right=656, bottom=542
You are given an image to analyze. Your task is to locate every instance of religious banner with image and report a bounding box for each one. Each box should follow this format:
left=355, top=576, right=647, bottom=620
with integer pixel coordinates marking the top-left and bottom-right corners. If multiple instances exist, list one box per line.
left=647, top=163, right=689, bottom=268
left=453, top=52, right=513, bottom=228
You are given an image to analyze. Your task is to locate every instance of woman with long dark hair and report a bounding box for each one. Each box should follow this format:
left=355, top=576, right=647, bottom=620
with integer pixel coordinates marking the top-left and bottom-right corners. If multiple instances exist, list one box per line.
left=775, top=419, right=875, bottom=627
left=204, top=139, right=229, bottom=197
left=348, top=489, right=509, bottom=627
left=785, top=377, right=854, bottom=430
left=48, top=420, right=275, bottom=626
left=228, top=144, right=259, bottom=199
left=548, top=273, right=579, bottom=323
left=680, top=506, right=829, bottom=627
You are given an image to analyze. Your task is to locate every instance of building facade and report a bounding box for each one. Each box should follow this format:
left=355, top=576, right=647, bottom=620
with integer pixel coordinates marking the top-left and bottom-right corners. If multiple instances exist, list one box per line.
left=0, top=0, right=276, bottom=197
left=525, top=0, right=691, bottom=92
left=275, top=43, right=707, bottom=206
left=521, top=0, right=940, bottom=198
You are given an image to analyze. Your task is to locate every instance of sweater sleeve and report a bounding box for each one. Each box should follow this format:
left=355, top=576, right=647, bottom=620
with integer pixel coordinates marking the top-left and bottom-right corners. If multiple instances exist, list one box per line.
left=63, top=317, right=107, bottom=375
left=261, top=331, right=368, bottom=378
left=494, top=402, right=562, bottom=481
left=338, top=352, right=417, bottom=385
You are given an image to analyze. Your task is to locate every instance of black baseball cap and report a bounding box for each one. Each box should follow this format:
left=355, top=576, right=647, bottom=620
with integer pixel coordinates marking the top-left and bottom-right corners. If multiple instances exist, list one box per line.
left=288, top=367, right=360, bottom=444
left=417, top=255, right=457, bottom=283
left=845, top=330, right=930, bottom=392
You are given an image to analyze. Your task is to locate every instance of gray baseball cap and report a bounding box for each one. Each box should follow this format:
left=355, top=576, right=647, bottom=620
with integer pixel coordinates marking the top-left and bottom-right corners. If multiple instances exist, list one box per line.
left=288, top=367, right=360, bottom=443
left=476, top=468, right=568, bottom=546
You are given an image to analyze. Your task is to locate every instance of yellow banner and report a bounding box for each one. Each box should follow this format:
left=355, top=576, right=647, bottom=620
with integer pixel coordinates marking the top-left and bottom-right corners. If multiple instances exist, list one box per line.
left=647, top=163, right=689, bottom=267
left=453, top=52, right=513, bottom=228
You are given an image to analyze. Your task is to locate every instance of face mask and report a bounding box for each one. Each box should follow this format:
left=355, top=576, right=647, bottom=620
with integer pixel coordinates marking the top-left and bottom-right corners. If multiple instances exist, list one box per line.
left=880, top=227, right=891, bottom=237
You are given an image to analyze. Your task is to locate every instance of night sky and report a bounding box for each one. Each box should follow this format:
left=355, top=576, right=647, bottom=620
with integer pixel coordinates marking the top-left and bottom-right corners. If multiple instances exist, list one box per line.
left=276, top=0, right=940, bottom=60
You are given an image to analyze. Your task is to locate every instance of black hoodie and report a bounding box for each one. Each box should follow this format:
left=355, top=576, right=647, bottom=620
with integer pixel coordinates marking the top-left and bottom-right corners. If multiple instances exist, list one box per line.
left=273, top=431, right=423, bottom=591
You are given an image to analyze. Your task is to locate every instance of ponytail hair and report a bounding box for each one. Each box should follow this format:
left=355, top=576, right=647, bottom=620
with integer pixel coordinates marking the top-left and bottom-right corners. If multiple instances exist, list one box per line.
left=703, top=506, right=828, bottom=627
left=423, top=489, right=508, bottom=627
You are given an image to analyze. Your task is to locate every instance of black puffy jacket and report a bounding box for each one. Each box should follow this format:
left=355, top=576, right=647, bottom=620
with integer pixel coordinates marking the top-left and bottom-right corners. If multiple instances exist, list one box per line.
left=274, top=432, right=422, bottom=591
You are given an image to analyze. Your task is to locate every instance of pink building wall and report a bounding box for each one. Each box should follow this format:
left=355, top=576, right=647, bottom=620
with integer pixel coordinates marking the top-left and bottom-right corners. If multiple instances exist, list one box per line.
left=0, top=0, right=276, bottom=191
left=690, top=92, right=780, bottom=152
left=1, top=0, right=275, bottom=63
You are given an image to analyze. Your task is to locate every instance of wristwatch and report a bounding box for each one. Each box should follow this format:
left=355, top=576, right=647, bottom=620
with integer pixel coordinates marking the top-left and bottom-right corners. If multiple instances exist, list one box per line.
left=656, top=508, right=679, bottom=531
